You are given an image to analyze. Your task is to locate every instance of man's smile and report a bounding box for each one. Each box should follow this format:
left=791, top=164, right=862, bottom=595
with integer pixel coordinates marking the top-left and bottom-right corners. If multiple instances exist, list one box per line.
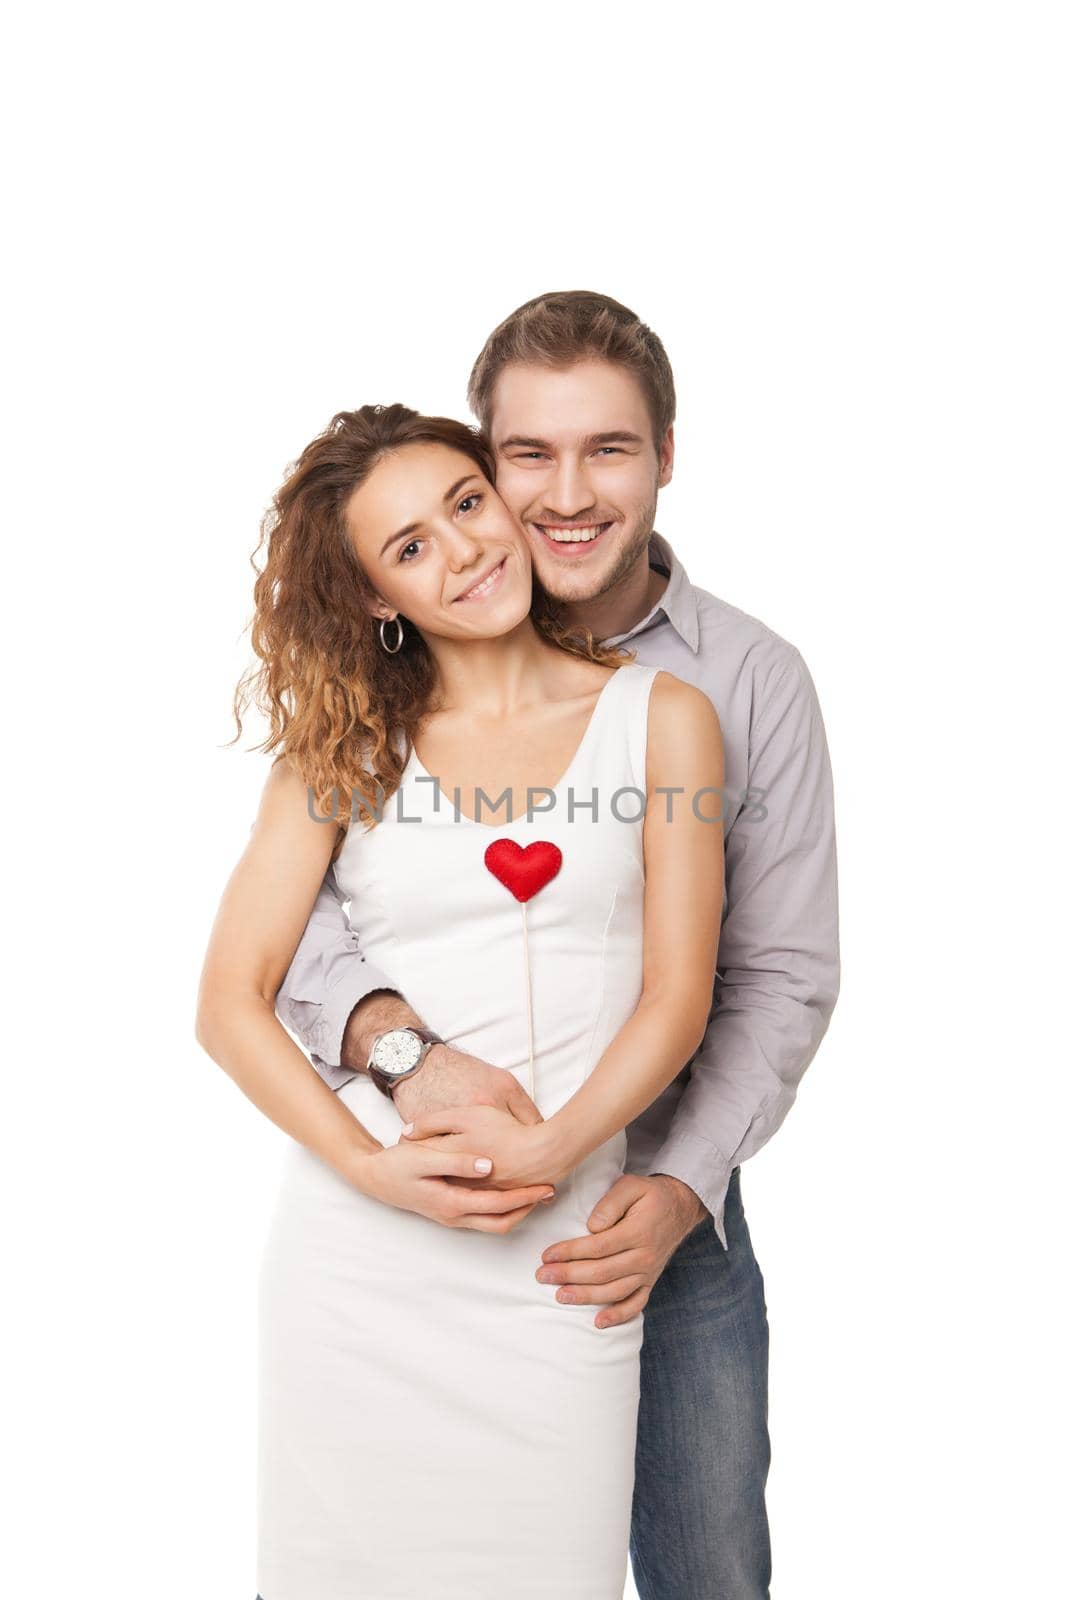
left=532, top=520, right=614, bottom=554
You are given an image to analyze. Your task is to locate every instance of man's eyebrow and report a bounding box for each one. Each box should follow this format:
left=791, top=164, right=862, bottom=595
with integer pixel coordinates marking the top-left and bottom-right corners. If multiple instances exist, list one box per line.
left=379, top=474, right=480, bottom=555
left=497, top=435, right=552, bottom=451
left=497, top=430, right=645, bottom=451
left=587, top=431, right=644, bottom=447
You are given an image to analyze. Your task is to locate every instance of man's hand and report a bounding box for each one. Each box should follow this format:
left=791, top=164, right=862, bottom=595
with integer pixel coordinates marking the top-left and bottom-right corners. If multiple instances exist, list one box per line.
left=341, top=991, right=544, bottom=1189
left=535, top=1173, right=709, bottom=1330
left=393, top=1044, right=543, bottom=1132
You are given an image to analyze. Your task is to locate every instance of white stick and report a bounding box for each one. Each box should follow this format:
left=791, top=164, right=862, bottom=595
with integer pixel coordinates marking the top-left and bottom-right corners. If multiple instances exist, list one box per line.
left=521, top=902, right=535, bottom=1104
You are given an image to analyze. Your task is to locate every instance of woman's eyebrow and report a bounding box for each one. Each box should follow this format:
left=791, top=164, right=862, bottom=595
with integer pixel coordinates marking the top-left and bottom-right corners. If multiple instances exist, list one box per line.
left=379, top=474, right=480, bottom=555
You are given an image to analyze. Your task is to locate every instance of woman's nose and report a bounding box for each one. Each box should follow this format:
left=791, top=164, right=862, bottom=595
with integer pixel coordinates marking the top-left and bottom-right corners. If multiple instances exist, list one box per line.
left=441, top=524, right=483, bottom=570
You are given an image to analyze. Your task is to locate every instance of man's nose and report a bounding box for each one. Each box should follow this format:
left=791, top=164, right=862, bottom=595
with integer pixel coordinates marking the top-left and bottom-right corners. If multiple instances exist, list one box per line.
left=543, top=458, right=596, bottom=520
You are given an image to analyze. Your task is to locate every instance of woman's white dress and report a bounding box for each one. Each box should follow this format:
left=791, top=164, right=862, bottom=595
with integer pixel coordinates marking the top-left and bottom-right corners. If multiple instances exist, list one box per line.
left=257, top=660, right=661, bottom=1600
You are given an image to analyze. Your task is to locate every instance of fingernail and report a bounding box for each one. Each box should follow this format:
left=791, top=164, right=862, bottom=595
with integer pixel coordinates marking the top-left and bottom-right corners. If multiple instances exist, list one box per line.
left=474, top=1158, right=492, bottom=1173
left=540, top=1191, right=555, bottom=1203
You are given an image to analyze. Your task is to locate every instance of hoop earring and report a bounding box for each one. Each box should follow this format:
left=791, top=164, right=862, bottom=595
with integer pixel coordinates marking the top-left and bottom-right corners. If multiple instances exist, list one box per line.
left=379, top=616, right=404, bottom=654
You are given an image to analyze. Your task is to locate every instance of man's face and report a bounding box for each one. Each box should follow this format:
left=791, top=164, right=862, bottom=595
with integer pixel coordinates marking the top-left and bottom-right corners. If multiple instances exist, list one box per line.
left=489, top=358, right=674, bottom=607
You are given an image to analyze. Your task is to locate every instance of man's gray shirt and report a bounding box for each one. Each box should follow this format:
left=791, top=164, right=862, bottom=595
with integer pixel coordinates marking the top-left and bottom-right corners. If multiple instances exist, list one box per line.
left=275, top=532, right=840, bottom=1248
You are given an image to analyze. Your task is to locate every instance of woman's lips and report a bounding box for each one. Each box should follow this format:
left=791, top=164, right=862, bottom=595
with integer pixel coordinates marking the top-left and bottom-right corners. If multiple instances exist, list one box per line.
left=453, top=556, right=507, bottom=602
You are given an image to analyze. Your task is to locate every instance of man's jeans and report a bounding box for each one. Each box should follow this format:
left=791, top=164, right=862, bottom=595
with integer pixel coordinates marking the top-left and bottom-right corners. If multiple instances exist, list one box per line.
left=629, top=1164, right=772, bottom=1599
left=256, top=1167, right=770, bottom=1600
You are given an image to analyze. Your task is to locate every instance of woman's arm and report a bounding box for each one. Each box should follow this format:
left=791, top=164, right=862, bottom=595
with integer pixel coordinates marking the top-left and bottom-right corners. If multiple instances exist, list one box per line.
left=195, top=758, right=554, bottom=1227
left=195, top=757, right=385, bottom=1180
left=399, top=673, right=725, bottom=1188
left=542, top=672, right=724, bottom=1175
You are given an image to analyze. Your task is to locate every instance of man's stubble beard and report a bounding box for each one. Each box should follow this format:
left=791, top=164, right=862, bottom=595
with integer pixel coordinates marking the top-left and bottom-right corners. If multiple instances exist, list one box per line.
left=529, top=482, right=659, bottom=610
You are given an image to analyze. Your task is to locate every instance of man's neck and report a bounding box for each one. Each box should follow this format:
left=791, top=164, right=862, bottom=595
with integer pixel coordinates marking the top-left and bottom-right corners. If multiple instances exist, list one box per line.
left=559, top=540, right=670, bottom=642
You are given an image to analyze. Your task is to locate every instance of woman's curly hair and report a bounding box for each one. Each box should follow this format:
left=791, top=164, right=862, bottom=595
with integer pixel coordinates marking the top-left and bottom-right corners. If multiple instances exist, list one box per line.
left=231, top=403, right=632, bottom=854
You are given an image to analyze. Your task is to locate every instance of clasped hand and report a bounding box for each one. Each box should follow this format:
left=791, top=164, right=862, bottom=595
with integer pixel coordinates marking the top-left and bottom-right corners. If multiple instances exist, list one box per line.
left=400, top=1104, right=567, bottom=1190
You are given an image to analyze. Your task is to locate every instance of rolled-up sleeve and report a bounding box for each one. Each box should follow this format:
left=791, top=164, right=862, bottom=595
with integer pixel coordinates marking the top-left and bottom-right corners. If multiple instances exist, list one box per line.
left=275, top=863, right=400, bottom=1091
left=649, top=644, right=840, bottom=1248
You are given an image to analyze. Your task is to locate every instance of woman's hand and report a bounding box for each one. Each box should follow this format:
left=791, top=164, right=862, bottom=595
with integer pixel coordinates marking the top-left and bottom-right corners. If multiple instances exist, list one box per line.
left=354, top=1137, right=556, bottom=1233
left=399, top=1105, right=568, bottom=1190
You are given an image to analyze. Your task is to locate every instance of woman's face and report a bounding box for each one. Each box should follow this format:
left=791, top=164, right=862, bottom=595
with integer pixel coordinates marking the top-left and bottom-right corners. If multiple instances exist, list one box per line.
left=344, top=442, right=533, bottom=642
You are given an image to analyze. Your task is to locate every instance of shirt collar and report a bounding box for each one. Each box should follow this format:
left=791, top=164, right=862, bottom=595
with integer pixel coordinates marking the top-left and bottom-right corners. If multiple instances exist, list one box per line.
left=606, top=530, right=701, bottom=653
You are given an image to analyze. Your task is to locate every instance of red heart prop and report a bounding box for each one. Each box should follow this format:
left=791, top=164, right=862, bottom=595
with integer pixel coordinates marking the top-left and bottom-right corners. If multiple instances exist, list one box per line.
left=484, top=839, right=563, bottom=904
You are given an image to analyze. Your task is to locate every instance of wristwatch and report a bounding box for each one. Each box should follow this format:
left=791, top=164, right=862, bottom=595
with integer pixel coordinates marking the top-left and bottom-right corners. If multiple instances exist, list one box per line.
left=365, top=1026, right=444, bottom=1099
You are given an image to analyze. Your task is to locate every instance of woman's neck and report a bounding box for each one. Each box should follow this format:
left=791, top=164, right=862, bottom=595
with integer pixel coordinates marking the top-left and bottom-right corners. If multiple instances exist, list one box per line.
left=421, top=621, right=583, bottom=718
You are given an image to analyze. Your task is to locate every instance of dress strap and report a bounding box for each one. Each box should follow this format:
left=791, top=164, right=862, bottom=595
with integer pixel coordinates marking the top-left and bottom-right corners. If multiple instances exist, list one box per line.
left=622, top=662, right=661, bottom=800
left=566, top=659, right=662, bottom=801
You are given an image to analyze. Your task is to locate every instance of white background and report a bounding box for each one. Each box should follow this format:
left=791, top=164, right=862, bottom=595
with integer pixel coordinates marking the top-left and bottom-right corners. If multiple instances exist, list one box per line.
left=4, top=3, right=1063, bottom=1596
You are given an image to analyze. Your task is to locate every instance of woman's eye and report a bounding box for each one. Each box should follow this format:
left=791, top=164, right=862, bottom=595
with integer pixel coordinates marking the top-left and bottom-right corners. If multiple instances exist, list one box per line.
left=399, top=540, right=422, bottom=562
left=457, top=492, right=483, bottom=514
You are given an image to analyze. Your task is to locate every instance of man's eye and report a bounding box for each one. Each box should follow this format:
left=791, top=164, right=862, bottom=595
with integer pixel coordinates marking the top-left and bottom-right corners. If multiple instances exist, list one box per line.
left=457, top=492, right=482, bottom=514
left=596, top=447, right=621, bottom=455
left=519, top=452, right=546, bottom=460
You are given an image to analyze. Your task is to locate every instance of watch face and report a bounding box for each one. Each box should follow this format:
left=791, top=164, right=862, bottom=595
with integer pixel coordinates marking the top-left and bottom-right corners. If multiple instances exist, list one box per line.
left=373, top=1028, right=423, bottom=1077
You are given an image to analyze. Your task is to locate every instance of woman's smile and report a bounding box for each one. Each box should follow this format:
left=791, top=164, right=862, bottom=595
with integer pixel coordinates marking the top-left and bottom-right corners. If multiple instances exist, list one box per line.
left=451, top=554, right=508, bottom=604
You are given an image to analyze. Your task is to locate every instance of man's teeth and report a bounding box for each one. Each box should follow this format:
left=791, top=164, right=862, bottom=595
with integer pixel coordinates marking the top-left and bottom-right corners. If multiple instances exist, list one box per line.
left=541, top=523, right=608, bottom=543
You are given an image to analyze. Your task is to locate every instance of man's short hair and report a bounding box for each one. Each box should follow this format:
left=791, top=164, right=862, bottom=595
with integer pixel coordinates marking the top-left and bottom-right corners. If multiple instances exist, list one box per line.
left=467, top=289, right=676, bottom=452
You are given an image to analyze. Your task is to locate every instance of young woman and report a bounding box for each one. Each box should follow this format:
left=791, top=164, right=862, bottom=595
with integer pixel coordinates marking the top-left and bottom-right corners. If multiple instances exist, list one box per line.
left=196, top=403, right=724, bottom=1600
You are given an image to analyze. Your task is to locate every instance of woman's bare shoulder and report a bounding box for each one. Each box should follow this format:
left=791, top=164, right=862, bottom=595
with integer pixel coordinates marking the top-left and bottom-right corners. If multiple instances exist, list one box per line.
left=255, top=753, right=340, bottom=841
left=648, top=669, right=721, bottom=723
left=539, top=651, right=619, bottom=705
left=646, top=671, right=723, bottom=768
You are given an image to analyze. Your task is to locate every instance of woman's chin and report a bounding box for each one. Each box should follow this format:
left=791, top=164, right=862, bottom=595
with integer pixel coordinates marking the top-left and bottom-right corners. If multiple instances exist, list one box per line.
left=447, top=574, right=533, bottom=637
left=462, top=594, right=532, bottom=637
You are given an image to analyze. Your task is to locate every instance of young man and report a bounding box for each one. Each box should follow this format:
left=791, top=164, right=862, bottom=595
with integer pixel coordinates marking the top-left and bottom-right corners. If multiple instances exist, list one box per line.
left=275, top=290, right=840, bottom=1598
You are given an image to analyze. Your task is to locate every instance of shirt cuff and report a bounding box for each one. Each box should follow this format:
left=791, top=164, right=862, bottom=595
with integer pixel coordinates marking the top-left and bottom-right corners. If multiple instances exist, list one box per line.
left=311, top=959, right=400, bottom=1075
left=648, top=1132, right=734, bottom=1251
